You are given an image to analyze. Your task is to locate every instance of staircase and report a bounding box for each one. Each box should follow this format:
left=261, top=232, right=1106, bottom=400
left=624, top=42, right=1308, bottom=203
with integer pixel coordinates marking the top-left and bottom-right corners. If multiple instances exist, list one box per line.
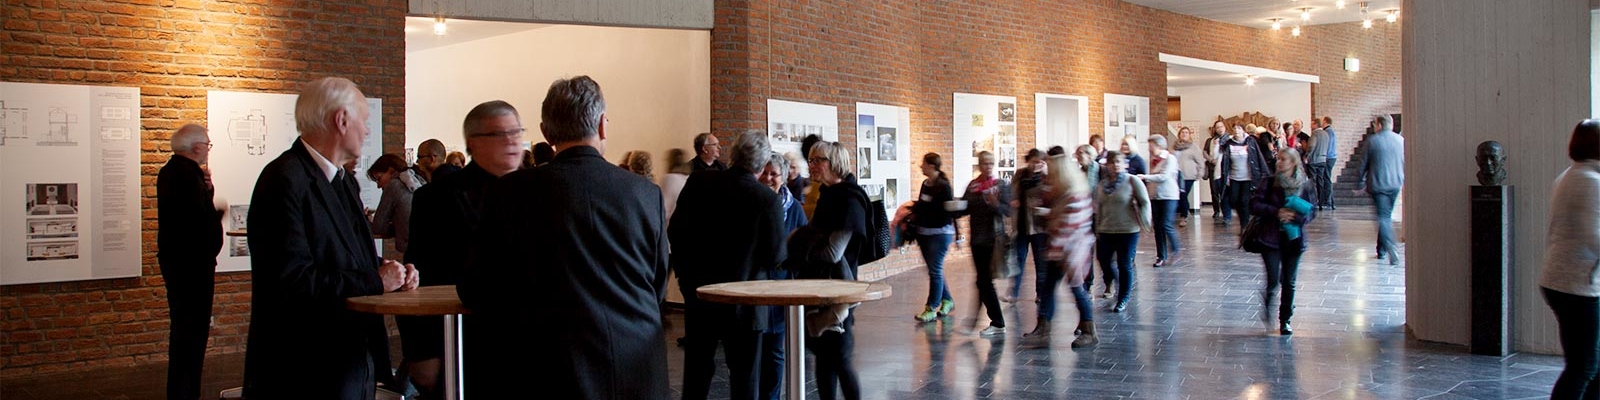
left=1329, top=134, right=1374, bottom=207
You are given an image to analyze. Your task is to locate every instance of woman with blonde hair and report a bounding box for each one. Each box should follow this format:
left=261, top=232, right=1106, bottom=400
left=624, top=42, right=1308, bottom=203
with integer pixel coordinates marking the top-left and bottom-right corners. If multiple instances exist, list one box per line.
left=1021, top=154, right=1099, bottom=348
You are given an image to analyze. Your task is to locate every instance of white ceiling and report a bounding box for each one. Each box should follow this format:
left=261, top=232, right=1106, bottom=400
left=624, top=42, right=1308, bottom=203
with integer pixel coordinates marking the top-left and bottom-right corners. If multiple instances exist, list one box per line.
left=404, top=17, right=549, bottom=53
left=1167, top=63, right=1261, bottom=87
left=1122, top=0, right=1402, bottom=30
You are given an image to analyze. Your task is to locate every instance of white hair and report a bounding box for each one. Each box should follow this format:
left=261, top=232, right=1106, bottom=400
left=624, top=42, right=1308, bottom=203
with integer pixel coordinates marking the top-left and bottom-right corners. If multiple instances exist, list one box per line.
left=294, top=77, right=365, bottom=138
left=171, top=124, right=208, bottom=153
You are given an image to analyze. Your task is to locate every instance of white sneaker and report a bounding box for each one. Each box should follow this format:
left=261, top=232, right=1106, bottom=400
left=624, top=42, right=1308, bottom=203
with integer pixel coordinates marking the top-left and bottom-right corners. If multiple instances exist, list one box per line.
left=978, top=326, right=1006, bottom=336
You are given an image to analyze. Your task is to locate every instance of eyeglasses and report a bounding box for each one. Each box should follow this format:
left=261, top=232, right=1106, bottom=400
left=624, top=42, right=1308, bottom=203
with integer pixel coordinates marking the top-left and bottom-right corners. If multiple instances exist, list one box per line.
left=468, top=128, right=526, bottom=139
left=704, top=142, right=722, bottom=149
left=201, top=142, right=213, bottom=149
left=807, top=157, right=829, bottom=164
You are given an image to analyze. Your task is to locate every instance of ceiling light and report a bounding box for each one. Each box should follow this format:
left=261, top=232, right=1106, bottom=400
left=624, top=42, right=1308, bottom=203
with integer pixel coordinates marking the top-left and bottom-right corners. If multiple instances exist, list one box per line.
left=1300, top=7, right=1312, bottom=21
left=1291, top=25, right=1302, bottom=37
left=1362, top=18, right=1373, bottom=28
left=433, top=17, right=447, bottom=35
left=1386, top=9, right=1398, bottom=23
left=1336, top=0, right=1346, bottom=9
left=1269, top=18, right=1283, bottom=30
left=1245, top=75, right=1257, bottom=86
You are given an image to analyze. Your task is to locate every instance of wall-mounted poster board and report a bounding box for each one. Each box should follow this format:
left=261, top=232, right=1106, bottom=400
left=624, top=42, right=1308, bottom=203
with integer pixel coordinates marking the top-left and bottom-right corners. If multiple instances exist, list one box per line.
left=207, top=91, right=384, bottom=272
left=855, top=102, right=911, bottom=214
left=766, top=99, right=839, bottom=158
left=952, top=93, right=1019, bottom=191
left=1104, top=93, right=1151, bottom=158
left=1, top=82, right=142, bottom=285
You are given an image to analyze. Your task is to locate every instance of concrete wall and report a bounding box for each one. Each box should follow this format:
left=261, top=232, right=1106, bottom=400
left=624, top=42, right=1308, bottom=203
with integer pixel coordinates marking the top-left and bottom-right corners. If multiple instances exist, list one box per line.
left=1402, top=0, right=1592, bottom=353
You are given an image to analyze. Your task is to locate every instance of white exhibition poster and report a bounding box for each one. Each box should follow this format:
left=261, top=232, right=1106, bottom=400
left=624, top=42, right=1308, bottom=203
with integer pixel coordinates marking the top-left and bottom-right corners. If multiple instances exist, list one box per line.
left=207, top=91, right=384, bottom=273
left=1104, top=93, right=1151, bottom=158
left=855, top=102, right=911, bottom=214
left=1, top=82, right=142, bottom=285
left=765, top=99, right=838, bottom=159
left=952, top=93, right=1019, bottom=191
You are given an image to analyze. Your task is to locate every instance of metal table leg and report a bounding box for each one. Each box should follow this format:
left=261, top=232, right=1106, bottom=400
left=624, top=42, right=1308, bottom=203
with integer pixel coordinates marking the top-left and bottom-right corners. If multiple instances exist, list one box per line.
left=786, top=305, right=805, bottom=400
left=444, top=314, right=466, bottom=400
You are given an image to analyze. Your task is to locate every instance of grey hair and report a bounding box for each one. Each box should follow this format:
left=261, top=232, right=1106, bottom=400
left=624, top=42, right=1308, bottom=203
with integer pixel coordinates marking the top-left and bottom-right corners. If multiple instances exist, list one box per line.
left=461, top=100, right=521, bottom=144
left=783, top=152, right=806, bottom=177
left=171, top=124, right=208, bottom=153
left=1375, top=114, right=1393, bottom=131
left=693, top=132, right=715, bottom=156
left=765, top=151, right=788, bottom=174
left=295, top=77, right=365, bottom=138
left=729, top=130, right=772, bottom=172
left=540, top=76, right=606, bottom=144
left=808, top=141, right=853, bottom=179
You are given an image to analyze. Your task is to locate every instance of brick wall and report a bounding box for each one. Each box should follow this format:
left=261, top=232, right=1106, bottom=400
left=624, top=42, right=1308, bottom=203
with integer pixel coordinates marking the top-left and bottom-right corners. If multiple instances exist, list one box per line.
left=1, top=0, right=406, bottom=377
left=711, top=0, right=1402, bottom=278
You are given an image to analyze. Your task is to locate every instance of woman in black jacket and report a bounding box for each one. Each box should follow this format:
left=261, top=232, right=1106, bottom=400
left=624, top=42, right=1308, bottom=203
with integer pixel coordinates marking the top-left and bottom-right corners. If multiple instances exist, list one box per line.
left=1249, top=148, right=1313, bottom=336
left=803, top=141, right=870, bottom=400
left=910, top=152, right=957, bottom=323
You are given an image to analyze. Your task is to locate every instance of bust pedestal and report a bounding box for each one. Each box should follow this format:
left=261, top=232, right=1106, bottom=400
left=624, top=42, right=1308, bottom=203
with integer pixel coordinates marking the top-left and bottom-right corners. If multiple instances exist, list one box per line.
left=1469, top=185, right=1512, bottom=356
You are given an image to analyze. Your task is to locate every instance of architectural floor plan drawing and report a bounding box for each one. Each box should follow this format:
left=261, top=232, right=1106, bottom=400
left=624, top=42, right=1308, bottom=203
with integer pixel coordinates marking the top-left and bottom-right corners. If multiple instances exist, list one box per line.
left=228, top=110, right=268, bottom=155
left=0, top=101, right=28, bottom=146
left=39, top=108, right=78, bottom=146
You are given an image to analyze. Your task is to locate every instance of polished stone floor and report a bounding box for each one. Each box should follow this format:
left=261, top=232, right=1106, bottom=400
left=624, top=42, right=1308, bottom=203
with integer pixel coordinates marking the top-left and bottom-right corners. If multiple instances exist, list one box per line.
left=3, top=206, right=1567, bottom=399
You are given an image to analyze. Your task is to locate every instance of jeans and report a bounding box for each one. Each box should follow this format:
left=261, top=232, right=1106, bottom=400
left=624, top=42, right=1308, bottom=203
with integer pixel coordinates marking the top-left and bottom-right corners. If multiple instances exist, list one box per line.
left=1096, top=233, right=1139, bottom=305
left=1371, top=190, right=1400, bottom=260
left=1226, top=180, right=1254, bottom=223
left=808, top=315, right=860, bottom=400
left=916, top=234, right=955, bottom=309
left=1013, top=233, right=1049, bottom=300
left=970, top=243, right=1006, bottom=328
left=1261, top=239, right=1304, bottom=323
left=163, top=271, right=213, bottom=400
left=1152, top=199, right=1180, bottom=261
left=1038, top=259, right=1095, bottom=323
left=1210, top=179, right=1226, bottom=217
left=758, top=330, right=784, bottom=400
left=1544, top=288, right=1600, bottom=400
left=1178, top=179, right=1196, bottom=218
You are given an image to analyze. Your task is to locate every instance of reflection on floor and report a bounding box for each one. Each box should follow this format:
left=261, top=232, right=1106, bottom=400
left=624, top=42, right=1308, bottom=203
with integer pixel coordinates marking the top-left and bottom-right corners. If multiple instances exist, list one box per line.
left=2, top=207, right=1564, bottom=400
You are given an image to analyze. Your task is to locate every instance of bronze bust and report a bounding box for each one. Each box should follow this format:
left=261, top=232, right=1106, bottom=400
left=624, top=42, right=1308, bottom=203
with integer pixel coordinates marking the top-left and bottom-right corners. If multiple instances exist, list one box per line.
left=1475, top=141, right=1506, bottom=186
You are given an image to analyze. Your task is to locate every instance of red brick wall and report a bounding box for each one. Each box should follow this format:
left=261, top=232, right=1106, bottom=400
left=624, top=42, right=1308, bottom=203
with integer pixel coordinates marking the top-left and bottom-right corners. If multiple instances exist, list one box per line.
left=1, top=0, right=405, bottom=377
left=711, top=0, right=1402, bottom=276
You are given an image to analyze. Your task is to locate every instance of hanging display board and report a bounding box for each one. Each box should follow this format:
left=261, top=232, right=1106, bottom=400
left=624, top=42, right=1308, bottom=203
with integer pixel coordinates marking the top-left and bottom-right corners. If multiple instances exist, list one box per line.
left=765, top=99, right=839, bottom=158
left=1104, top=93, right=1151, bottom=158
left=1, top=82, right=142, bottom=285
left=952, top=93, right=1019, bottom=191
left=207, top=91, right=384, bottom=272
left=855, top=102, right=912, bottom=214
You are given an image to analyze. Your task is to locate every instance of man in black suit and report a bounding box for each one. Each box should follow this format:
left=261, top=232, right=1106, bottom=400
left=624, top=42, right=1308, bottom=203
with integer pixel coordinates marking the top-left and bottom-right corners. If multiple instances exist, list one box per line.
left=459, top=76, right=669, bottom=398
left=157, top=123, right=222, bottom=400
left=243, top=77, right=419, bottom=400
left=400, top=100, right=527, bottom=397
left=671, top=130, right=786, bottom=400
left=691, top=132, right=728, bottom=172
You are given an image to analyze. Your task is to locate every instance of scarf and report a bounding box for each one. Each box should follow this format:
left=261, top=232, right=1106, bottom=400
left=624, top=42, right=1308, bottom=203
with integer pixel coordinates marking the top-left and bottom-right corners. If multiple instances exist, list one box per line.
left=969, top=174, right=999, bottom=195
left=1101, top=172, right=1127, bottom=196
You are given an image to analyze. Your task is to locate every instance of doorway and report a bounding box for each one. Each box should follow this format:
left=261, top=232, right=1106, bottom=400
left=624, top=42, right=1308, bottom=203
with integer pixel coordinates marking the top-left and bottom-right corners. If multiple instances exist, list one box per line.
left=1034, top=93, right=1090, bottom=153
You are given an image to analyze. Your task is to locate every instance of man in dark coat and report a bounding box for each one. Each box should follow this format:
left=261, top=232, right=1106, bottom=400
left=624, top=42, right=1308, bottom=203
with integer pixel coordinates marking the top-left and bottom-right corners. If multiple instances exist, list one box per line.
left=458, top=76, right=670, bottom=399
left=157, top=123, right=223, bottom=400
left=243, top=77, right=419, bottom=400
left=400, top=100, right=527, bottom=397
left=671, top=131, right=786, bottom=400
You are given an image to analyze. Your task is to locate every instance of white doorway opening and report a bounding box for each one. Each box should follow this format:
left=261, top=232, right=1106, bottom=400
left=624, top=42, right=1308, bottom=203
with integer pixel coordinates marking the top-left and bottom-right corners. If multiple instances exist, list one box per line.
left=1034, top=93, right=1090, bottom=153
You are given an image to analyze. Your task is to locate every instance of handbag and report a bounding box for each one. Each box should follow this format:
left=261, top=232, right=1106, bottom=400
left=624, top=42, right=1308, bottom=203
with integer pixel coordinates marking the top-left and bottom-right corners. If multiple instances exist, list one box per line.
left=1238, top=217, right=1271, bottom=254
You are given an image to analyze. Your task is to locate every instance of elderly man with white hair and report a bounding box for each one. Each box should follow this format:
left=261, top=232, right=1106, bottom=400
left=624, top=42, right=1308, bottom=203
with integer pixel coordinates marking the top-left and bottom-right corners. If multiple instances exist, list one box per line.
left=242, top=77, right=419, bottom=400
left=156, top=123, right=222, bottom=400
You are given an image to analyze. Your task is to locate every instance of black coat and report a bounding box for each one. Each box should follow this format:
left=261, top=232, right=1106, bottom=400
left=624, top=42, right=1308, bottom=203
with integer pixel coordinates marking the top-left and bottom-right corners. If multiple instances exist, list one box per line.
left=1219, top=136, right=1272, bottom=187
left=811, top=174, right=874, bottom=271
left=670, top=167, right=786, bottom=331
left=459, top=146, right=670, bottom=399
left=909, top=175, right=954, bottom=230
left=243, top=140, right=386, bottom=400
left=405, top=162, right=496, bottom=287
left=156, top=155, right=222, bottom=274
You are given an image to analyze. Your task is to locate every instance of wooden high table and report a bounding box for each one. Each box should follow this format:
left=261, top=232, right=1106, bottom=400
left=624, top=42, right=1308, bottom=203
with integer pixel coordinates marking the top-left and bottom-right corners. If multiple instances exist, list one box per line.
left=346, top=285, right=470, bottom=400
left=696, top=279, right=891, bottom=400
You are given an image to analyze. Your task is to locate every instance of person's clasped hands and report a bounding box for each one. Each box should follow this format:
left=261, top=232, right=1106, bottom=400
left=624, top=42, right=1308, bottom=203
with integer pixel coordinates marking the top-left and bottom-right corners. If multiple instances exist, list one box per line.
left=379, top=259, right=421, bottom=292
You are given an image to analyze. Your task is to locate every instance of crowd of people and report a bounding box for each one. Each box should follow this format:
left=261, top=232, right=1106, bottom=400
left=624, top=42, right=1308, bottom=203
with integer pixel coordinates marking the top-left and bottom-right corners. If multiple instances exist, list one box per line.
left=154, top=74, right=1600, bottom=400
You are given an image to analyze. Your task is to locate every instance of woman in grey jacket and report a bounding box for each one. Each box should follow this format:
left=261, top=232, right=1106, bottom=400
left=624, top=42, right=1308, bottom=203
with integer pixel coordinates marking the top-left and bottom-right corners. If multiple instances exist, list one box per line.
left=1095, top=152, right=1151, bottom=312
left=1136, top=135, right=1181, bottom=267
left=1176, top=127, right=1207, bottom=223
left=1540, top=120, right=1600, bottom=400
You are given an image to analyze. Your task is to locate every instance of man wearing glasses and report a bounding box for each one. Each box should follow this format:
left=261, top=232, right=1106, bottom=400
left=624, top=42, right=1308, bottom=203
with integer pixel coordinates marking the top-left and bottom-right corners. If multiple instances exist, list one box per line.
left=692, top=132, right=728, bottom=172
left=157, top=123, right=223, bottom=400
left=414, top=138, right=456, bottom=183
left=401, top=100, right=527, bottom=398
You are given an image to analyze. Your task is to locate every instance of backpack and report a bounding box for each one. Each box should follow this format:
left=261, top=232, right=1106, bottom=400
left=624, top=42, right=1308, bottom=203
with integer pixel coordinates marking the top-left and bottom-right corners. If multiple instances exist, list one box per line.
left=862, top=199, right=891, bottom=265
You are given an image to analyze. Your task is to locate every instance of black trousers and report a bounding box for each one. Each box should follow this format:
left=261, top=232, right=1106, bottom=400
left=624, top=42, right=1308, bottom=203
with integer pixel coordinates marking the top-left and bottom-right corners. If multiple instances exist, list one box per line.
left=969, top=243, right=1006, bottom=328
left=682, top=301, right=762, bottom=400
left=1225, top=181, right=1254, bottom=224
left=1260, top=239, right=1304, bottom=323
left=1544, top=288, right=1600, bottom=400
left=162, top=269, right=213, bottom=400
left=808, top=315, right=859, bottom=400
left=1308, top=163, right=1333, bottom=208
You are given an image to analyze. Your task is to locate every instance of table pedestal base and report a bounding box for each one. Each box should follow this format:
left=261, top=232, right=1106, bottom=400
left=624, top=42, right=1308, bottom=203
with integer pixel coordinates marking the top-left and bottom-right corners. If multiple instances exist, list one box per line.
left=785, top=305, right=805, bottom=400
left=444, top=314, right=465, bottom=400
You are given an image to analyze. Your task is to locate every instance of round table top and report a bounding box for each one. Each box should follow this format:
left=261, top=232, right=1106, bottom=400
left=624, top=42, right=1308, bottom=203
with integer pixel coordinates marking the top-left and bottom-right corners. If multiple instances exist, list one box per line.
left=346, top=285, right=469, bottom=316
left=695, top=279, right=892, bottom=307
left=225, top=229, right=247, bottom=237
